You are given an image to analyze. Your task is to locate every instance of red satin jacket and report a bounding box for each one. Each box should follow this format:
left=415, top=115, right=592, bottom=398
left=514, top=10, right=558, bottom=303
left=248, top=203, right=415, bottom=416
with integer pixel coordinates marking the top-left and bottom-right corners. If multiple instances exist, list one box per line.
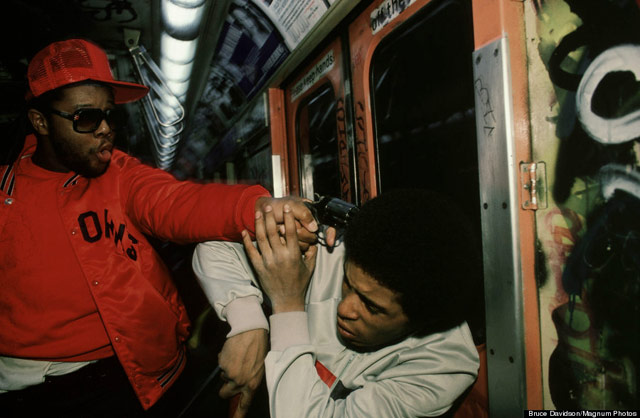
left=0, top=134, right=268, bottom=408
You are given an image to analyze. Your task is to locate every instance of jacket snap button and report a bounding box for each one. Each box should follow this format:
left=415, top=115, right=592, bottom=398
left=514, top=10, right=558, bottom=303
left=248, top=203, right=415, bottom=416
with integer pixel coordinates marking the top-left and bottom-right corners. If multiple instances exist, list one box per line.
left=92, top=281, right=99, bottom=286
left=4, top=198, right=13, bottom=205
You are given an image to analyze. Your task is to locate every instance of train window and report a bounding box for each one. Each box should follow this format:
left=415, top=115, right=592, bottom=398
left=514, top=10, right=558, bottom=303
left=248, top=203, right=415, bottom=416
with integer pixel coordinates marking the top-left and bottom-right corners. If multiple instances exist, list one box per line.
left=369, top=0, right=484, bottom=342
left=235, top=135, right=274, bottom=194
left=295, top=82, right=342, bottom=200
left=370, top=0, right=476, bottom=211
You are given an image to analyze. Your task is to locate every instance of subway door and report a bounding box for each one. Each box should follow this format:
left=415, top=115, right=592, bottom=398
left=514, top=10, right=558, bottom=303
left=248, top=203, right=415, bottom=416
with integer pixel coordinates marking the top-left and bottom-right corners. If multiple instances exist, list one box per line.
left=348, top=0, right=488, bottom=416
left=279, top=38, right=354, bottom=203
left=471, top=0, right=540, bottom=415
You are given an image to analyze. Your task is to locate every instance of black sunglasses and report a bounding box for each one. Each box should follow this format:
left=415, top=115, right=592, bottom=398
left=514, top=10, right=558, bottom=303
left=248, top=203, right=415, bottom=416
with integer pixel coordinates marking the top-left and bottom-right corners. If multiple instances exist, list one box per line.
left=49, top=108, right=127, bottom=133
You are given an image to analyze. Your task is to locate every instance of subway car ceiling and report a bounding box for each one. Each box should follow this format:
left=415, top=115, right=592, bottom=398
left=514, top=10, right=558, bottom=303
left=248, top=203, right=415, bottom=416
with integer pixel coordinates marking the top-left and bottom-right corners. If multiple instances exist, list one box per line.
left=1, top=0, right=365, bottom=177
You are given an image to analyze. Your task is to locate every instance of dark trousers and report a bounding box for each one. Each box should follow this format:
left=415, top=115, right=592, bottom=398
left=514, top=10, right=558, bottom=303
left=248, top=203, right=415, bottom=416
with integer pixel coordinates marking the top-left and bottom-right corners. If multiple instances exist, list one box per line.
left=0, top=354, right=222, bottom=418
left=0, top=342, right=269, bottom=418
left=0, top=356, right=145, bottom=418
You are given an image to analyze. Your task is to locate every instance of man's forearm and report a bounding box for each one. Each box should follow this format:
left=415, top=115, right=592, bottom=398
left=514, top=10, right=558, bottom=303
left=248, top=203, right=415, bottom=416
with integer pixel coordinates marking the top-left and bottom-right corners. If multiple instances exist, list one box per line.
left=193, top=240, right=267, bottom=336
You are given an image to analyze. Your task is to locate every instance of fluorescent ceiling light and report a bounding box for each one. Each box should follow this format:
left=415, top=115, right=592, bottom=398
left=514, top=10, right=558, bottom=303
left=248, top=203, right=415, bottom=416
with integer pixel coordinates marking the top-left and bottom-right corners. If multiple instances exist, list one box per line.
left=160, top=57, right=194, bottom=82
left=166, top=79, right=190, bottom=97
left=168, top=0, right=206, bottom=7
left=161, top=0, right=205, bottom=39
left=152, top=98, right=183, bottom=122
left=160, top=32, right=197, bottom=64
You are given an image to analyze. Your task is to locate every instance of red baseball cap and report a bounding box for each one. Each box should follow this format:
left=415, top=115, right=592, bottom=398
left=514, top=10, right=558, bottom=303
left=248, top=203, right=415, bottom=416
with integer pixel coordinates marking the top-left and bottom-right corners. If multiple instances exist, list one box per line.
left=27, top=38, right=149, bottom=104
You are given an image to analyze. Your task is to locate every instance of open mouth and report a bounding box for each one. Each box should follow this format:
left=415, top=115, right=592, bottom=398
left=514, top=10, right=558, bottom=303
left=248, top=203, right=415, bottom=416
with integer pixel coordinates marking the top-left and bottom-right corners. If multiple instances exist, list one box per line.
left=96, top=146, right=113, bottom=163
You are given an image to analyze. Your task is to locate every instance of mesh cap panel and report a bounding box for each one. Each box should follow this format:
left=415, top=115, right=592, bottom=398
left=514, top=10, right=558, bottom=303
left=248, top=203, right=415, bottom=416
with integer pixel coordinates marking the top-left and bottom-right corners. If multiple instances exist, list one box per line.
left=27, top=39, right=148, bottom=104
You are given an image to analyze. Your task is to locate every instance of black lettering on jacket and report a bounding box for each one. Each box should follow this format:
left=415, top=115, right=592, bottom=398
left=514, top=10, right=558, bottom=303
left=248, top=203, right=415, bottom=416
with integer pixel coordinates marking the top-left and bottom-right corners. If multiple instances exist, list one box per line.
left=77, top=210, right=139, bottom=261
left=78, top=212, right=102, bottom=243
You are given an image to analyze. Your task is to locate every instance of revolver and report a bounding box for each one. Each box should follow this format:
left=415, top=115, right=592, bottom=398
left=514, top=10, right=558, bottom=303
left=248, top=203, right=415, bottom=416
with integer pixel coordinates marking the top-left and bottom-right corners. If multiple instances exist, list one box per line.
left=304, top=195, right=359, bottom=229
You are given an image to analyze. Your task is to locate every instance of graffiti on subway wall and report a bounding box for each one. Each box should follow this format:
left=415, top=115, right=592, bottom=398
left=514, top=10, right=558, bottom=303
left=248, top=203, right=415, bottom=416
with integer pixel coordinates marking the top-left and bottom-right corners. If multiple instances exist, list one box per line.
left=531, top=0, right=640, bottom=409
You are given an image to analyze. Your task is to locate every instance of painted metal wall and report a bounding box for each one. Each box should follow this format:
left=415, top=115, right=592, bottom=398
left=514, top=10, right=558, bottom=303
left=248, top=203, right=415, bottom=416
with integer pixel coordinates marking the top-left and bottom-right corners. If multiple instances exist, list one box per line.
left=524, top=0, right=640, bottom=410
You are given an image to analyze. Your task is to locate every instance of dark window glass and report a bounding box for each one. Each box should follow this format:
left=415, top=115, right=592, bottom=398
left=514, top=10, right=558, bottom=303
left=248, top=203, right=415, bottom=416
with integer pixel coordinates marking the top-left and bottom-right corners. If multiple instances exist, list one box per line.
left=371, top=0, right=476, bottom=205
left=296, top=83, right=341, bottom=200
left=235, top=133, right=274, bottom=194
left=370, top=0, right=484, bottom=343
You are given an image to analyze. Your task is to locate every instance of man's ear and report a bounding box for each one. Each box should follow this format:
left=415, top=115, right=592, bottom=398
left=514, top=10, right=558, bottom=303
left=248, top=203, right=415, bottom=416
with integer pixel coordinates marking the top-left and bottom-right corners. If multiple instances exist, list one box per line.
left=27, top=109, right=49, bottom=135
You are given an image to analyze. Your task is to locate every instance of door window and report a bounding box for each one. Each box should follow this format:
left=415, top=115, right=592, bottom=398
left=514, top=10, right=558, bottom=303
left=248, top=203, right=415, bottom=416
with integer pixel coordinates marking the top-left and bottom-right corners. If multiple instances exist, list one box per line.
left=295, top=83, right=342, bottom=200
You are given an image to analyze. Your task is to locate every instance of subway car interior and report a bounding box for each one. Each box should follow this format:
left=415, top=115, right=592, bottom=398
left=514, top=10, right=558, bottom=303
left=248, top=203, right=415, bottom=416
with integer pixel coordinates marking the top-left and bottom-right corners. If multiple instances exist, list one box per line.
left=1, top=0, right=640, bottom=416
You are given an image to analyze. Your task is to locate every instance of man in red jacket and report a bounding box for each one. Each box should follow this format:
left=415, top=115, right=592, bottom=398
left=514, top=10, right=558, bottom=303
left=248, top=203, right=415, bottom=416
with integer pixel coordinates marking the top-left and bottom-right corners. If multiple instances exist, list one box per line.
left=0, top=38, right=319, bottom=417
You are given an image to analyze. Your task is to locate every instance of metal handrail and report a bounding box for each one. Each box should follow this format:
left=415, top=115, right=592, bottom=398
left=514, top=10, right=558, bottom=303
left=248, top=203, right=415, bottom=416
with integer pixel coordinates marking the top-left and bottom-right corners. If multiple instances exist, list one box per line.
left=129, top=44, right=185, bottom=128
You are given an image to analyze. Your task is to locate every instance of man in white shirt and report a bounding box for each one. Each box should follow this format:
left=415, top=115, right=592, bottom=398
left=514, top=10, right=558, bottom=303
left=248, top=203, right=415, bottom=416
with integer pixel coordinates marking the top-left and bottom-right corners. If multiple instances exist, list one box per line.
left=193, top=189, right=481, bottom=417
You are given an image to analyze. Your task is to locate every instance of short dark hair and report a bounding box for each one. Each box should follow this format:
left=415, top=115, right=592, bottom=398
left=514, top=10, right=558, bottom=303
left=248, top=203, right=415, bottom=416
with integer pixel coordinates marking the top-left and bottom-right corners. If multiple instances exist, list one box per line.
left=344, top=189, right=481, bottom=336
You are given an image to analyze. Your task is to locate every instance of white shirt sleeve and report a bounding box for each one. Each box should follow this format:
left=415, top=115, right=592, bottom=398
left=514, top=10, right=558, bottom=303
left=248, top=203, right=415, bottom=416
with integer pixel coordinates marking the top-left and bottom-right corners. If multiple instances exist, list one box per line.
left=192, top=241, right=268, bottom=337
